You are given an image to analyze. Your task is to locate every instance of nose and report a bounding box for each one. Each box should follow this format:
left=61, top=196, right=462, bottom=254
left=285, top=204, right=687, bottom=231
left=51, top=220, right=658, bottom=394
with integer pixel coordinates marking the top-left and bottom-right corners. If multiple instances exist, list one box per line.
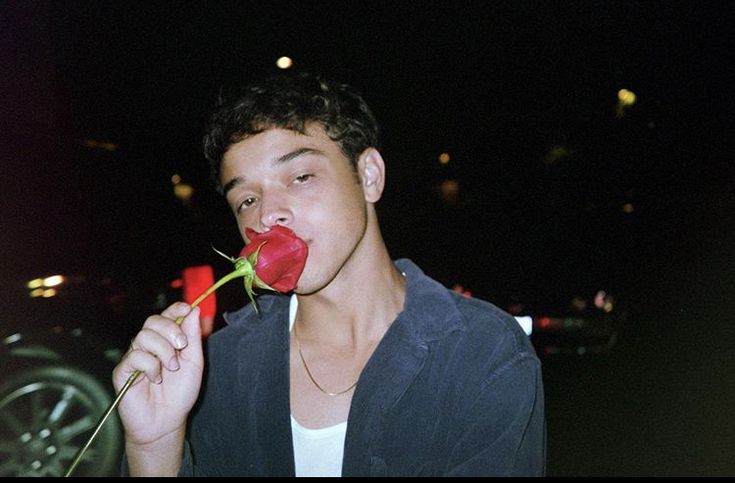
left=258, top=194, right=293, bottom=230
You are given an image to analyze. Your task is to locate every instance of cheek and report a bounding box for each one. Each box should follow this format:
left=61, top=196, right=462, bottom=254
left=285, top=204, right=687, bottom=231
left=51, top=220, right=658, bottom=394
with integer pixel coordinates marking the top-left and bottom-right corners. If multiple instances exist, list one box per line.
left=234, top=212, right=259, bottom=242
left=309, top=204, right=367, bottom=260
left=235, top=218, right=247, bottom=241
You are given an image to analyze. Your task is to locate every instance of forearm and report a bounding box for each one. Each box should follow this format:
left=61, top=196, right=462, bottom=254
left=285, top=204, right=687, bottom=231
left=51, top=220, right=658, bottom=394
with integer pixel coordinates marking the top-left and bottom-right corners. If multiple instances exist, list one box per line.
left=124, top=428, right=186, bottom=477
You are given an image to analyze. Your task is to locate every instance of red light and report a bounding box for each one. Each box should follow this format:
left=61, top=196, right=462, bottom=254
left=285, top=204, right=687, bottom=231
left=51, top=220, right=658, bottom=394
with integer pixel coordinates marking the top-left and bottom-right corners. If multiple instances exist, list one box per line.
left=539, top=317, right=551, bottom=328
left=451, top=284, right=473, bottom=298
left=182, top=265, right=217, bottom=337
left=170, top=278, right=184, bottom=289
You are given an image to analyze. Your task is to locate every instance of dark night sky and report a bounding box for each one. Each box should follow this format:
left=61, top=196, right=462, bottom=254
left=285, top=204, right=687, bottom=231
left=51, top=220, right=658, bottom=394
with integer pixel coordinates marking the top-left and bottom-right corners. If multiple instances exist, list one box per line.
left=1, top=1, right=734, bottom=309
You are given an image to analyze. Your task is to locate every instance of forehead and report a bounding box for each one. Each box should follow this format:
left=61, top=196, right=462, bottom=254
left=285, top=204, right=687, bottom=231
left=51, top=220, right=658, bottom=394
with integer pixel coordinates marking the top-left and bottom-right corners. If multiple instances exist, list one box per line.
left=219, top=124, right=347, bottom=189
left=223, top=124, right=334, bottom=164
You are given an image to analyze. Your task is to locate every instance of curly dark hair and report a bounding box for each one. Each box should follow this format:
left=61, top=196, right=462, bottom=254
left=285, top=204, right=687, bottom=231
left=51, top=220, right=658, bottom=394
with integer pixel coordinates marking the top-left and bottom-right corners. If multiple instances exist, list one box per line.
left=203, top=72, right=380, bottom=193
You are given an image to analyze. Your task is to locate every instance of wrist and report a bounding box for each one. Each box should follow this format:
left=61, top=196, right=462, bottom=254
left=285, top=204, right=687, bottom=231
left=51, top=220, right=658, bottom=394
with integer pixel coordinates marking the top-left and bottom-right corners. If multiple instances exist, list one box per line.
left=125, top=426, right=186, bottom=477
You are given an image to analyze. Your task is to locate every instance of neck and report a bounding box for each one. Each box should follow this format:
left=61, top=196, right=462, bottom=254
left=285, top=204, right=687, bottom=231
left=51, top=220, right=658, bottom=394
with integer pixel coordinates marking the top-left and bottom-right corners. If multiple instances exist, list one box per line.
left=294, top=228, right=405, bottom=347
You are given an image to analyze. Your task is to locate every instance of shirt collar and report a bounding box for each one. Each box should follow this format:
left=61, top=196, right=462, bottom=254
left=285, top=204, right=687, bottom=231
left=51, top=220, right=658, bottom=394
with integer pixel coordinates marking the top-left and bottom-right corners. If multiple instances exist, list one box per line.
left=392, top=258, right=466, bottom=344
left=223, top=258, right=466, bottom=344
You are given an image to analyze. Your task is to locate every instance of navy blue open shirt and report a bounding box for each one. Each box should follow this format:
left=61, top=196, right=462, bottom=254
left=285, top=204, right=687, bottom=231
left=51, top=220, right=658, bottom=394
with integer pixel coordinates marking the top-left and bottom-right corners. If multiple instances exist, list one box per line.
left=165, top=259, right=546, bottom=476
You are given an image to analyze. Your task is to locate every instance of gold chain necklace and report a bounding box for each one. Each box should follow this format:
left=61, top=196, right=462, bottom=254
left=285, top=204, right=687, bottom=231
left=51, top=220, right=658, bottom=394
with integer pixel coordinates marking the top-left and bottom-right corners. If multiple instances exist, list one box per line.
left=293, top=323, right=358, bottom=397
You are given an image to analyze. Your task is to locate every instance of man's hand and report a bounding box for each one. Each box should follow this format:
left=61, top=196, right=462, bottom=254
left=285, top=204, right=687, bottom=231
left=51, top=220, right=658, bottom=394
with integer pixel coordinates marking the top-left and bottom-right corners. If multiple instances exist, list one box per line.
left=112, top=302, right=204, bottom=458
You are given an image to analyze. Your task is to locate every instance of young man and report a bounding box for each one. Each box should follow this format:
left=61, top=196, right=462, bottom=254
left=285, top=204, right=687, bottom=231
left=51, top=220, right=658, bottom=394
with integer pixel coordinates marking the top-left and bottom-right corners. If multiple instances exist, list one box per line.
left=113, top=73, right=545, bottom=476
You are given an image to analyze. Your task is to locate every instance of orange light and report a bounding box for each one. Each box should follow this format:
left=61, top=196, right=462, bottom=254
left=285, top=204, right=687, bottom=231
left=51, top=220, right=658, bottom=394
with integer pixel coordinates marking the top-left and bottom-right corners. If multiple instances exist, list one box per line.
left=174, top=183, right=193, bottom=202
left=440, top=179, right=460, bottom=203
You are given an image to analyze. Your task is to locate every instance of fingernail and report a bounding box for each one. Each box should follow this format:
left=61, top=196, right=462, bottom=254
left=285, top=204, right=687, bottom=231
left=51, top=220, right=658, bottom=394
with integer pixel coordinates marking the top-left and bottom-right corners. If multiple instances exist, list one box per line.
left=169, top=356, right=180, bottom=371
left=154, top=374, right=163, bottom=384
left=174, top=334, right=188, bottom=349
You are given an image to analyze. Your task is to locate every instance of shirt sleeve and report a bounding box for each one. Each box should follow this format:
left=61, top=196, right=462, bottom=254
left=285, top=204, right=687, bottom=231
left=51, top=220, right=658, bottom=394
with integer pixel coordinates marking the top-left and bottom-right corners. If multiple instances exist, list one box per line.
left=444, top=354, right=546, bottom=476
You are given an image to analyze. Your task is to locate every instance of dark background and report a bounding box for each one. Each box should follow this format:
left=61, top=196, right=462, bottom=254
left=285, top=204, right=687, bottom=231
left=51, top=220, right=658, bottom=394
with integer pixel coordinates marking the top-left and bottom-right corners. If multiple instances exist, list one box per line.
left=1, top=1, right=734, bottom=476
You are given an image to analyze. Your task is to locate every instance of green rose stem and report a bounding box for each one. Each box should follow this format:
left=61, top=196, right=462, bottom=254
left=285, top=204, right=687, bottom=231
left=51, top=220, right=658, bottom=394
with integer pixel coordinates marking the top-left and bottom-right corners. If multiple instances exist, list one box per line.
left=64, top=248, right=271, bottom=477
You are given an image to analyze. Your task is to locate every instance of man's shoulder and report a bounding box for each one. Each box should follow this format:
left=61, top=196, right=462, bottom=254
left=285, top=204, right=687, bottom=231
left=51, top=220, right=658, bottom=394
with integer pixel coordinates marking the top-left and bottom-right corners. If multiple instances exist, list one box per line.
left=460, top=292, right=534, bottom=344
left=396, top=258, right=535, bottom=359
left=452, top=292, right=520, bottom=333
left=442, top=293, right=541, bottom=389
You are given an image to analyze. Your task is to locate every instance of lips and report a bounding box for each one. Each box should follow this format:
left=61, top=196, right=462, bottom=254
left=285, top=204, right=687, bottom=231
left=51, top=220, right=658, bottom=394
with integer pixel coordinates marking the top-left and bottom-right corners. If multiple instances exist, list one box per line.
left=241, top=226, right=309, bottom=292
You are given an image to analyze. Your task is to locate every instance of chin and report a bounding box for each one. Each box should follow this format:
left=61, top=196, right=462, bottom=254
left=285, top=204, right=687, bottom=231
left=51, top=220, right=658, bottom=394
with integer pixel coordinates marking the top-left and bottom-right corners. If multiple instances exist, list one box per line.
left=291, top=272, right=329, bottom=296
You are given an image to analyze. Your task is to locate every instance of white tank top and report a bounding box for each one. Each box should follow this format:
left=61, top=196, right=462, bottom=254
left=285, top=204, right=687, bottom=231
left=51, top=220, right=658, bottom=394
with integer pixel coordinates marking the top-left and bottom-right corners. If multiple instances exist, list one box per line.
left=289, top=295, right=347, bottom=477
left=291, top=415, right=347, bottom=477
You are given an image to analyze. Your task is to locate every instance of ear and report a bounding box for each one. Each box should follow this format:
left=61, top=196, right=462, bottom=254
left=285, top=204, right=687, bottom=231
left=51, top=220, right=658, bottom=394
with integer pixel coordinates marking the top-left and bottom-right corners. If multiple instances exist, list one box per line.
left=357, top=148, right=386, bottom=203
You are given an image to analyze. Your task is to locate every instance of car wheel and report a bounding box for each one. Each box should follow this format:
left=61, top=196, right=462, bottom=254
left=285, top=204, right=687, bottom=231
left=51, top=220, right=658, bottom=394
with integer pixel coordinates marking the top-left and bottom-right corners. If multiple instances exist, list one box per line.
left=0, top=365, right=122, bottom=477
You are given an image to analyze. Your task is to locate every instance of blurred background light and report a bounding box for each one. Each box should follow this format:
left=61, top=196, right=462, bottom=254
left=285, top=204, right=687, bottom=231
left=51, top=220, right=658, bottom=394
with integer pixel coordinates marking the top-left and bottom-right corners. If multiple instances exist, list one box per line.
left=543, top=145, right=571, bottom=165
left=439, top=179, right=460, bottom=203
left=616, top=88, right=637, bottom=118
left=276, top=56, right=293, bottom=69
left=79, top=139, right=118, bottom=151
left=617, top=88, right=637, bottom=106
left=42, top=275, right=64, bottom=287
left=27, top=278, right=43, bottom=289
left=174, top=182, right=194, bottom=202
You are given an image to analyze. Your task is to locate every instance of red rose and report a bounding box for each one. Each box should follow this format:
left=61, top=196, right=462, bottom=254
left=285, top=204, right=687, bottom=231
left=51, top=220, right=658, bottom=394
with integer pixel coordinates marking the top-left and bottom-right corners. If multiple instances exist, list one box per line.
left=242, top=225, right=308, bottom=293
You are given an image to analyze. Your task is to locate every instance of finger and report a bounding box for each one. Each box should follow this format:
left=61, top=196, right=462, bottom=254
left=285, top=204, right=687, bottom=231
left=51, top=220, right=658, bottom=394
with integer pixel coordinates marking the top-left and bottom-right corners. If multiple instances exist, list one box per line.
left=114, top=349, right=163, bottom=386
left=131, top=327, right=180, bottom=372
left=141, top=309, right=191, bottom=352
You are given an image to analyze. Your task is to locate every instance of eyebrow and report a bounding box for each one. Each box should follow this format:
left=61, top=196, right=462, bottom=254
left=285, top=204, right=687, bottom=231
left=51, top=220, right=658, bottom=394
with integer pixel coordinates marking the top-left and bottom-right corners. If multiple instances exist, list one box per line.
left=222, top=147, right=322, bottom=196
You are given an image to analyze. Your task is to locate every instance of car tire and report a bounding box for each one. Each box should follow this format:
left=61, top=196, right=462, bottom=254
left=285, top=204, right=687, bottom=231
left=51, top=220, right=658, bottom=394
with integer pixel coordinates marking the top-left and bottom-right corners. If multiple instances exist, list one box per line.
left=0, top=365, right=122, bottom=477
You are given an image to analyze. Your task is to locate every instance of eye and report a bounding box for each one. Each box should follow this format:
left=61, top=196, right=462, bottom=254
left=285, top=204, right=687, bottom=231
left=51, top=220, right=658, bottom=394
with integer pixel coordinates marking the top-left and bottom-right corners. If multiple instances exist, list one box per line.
left=293, top=173, right=314, bottom=184
left=236, top=196, right=258, bottom=213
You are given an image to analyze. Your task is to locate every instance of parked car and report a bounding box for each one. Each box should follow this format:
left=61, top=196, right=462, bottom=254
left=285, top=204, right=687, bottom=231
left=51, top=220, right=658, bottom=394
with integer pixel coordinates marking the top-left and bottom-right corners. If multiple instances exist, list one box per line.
left=0, top=274, right=133, bottom=477
left=0, top=263, right=230, bottom=477
left=506, top=288, right=628, bottom=356
left=452, top=279, right=628, bottom=356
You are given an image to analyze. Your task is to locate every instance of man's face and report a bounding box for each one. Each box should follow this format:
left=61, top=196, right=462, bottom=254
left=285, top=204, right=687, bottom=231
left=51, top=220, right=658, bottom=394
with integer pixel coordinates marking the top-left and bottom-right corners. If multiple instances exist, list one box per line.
left=220, top=123, right=370, bottom=294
